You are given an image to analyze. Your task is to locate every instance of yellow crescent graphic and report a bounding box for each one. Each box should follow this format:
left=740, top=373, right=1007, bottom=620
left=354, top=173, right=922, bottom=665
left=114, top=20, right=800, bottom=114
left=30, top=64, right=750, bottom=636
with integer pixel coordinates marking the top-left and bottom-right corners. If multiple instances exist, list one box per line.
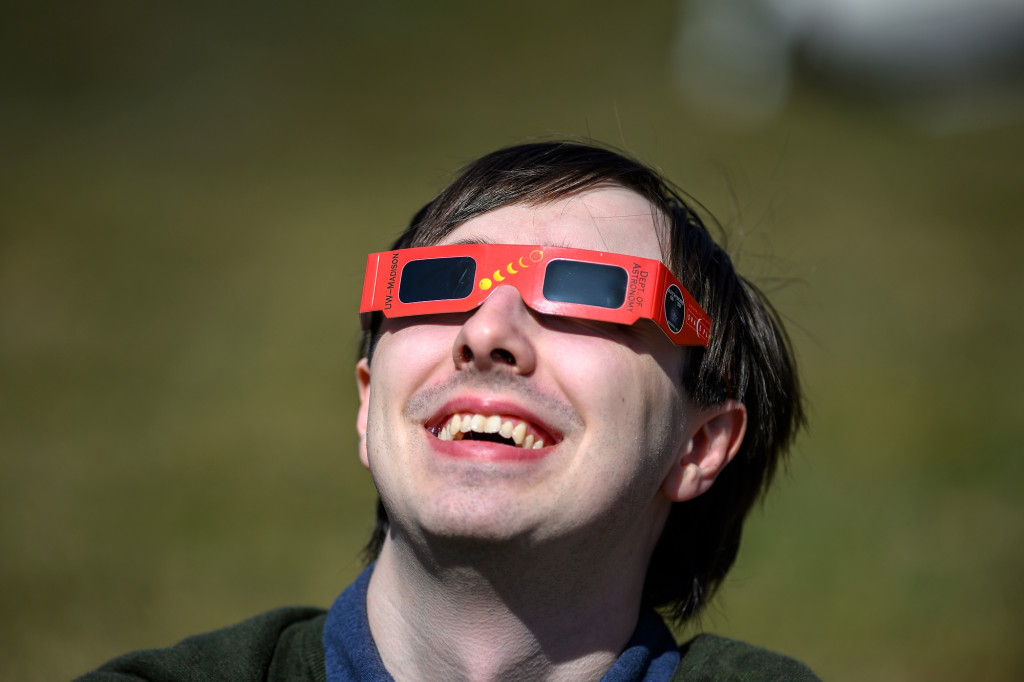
left=506, top=262, right=517, bottom=275
left=493, top=270, right=505, bottom=282
left=518, top=256, right=528, bottom=269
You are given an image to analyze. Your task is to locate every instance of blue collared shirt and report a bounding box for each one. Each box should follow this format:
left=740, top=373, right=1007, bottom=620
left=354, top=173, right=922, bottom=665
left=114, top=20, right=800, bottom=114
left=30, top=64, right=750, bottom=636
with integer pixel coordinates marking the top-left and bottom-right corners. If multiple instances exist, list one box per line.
left=323, top=565, right=680, bottom=681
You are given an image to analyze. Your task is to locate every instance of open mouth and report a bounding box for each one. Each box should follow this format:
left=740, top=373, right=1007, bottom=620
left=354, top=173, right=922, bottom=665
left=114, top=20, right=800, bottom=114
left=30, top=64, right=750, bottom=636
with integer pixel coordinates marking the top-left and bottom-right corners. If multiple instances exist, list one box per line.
left=431, top=413, right=554, bottom=450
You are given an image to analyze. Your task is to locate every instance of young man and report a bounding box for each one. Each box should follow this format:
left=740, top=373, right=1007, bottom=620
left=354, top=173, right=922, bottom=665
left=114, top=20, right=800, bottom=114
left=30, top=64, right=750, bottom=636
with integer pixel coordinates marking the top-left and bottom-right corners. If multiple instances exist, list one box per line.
left=78, top=142, right=818, bottom=681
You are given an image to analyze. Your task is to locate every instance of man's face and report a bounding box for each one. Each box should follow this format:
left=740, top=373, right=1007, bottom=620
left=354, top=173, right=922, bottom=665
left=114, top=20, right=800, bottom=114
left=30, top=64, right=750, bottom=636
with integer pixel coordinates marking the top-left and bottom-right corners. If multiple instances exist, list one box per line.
left=357, top=186, right=696, bottom=560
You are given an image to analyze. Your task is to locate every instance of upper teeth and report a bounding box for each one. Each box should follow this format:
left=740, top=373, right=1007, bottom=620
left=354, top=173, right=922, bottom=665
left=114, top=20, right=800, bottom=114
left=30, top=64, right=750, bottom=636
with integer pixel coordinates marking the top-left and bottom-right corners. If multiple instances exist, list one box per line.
left=437, top=413, right=544, bottom=449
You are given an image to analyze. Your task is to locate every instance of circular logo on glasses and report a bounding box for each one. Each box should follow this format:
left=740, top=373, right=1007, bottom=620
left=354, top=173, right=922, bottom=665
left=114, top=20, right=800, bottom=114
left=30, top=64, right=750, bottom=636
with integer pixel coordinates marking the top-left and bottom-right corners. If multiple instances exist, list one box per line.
left=664, top=284, right=685, bottom=334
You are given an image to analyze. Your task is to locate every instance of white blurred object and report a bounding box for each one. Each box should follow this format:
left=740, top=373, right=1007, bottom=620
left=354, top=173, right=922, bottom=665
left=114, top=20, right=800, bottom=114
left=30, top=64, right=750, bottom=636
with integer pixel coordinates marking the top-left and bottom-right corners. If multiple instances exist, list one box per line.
left=671, top=0, right=1024, bottom=132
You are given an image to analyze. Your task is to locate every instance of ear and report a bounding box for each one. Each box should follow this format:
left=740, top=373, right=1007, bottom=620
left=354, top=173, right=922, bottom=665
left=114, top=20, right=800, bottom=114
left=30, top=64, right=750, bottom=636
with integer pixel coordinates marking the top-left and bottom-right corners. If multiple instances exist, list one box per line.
left=661, top=400, right=747, bottom=503
left=356, top=358, right=372, bottom=470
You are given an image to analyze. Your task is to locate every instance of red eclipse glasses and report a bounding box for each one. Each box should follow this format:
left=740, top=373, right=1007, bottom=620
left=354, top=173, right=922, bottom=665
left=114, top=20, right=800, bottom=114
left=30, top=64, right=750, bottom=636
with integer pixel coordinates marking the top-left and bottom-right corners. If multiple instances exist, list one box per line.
left=359, top=243, right=711, bottom=348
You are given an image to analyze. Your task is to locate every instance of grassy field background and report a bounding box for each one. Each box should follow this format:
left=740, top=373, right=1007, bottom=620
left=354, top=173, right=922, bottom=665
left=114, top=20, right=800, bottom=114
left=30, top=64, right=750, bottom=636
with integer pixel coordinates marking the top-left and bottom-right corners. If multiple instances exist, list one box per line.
left=3, top=2, right=1023, bottom=680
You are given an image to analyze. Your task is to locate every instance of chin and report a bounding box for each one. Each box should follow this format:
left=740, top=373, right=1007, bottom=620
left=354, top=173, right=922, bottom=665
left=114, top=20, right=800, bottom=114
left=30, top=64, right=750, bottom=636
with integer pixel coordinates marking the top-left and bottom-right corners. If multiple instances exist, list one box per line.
left=411, top=495, right=544, bottom=546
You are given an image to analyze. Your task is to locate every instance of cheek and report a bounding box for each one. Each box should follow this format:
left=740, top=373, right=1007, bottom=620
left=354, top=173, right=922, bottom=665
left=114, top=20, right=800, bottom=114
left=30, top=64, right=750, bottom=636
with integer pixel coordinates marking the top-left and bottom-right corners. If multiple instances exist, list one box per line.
left=558, top=334, right=680, bottom=402
left=363, top=326, right=456, bottom=459
left=555, top=344, right=687, bottom=523
left=372, top=325, right=456, bottom=391
left=557, top=339, right=685, bottom=457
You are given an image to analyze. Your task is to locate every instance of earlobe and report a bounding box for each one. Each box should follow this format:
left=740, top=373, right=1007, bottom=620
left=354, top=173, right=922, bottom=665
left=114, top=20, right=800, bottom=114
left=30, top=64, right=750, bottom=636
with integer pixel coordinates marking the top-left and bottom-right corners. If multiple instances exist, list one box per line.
left=356, top=358, right=372, bottom=470
left=661, top=400, right=748, bottom=503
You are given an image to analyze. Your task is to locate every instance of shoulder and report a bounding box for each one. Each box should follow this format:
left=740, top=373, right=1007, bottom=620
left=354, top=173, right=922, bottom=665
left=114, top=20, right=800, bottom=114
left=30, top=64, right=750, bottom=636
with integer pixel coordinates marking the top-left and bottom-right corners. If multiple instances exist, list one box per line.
left=73, top=606, right=328, bottom=682
left=672, top=633, right=822, bottom=681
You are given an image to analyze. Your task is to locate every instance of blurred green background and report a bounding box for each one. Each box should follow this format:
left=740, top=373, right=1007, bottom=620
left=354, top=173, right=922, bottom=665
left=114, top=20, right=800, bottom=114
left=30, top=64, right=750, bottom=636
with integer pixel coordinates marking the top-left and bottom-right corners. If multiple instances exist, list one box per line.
left=2, top=2, right=1022, bottom=680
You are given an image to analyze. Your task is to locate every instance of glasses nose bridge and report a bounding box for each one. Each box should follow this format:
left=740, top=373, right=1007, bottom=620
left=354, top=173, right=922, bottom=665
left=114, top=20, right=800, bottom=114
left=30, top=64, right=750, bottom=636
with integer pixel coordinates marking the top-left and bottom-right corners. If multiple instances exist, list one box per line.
left=477, top=270, right=534, bottom=312
left=474, top=280, right=534, bottom=321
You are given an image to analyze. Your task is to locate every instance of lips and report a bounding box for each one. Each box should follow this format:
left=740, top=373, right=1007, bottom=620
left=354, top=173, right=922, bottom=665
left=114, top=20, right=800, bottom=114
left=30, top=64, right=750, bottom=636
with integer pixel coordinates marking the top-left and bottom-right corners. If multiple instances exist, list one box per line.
left=435, top=412, right=558, bottom=450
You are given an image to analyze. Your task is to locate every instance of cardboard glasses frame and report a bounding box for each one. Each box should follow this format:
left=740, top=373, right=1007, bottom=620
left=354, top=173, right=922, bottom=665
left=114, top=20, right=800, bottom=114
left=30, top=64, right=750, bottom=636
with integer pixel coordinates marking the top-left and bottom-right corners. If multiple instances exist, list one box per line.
left=359, top=243, right=711, bottom=348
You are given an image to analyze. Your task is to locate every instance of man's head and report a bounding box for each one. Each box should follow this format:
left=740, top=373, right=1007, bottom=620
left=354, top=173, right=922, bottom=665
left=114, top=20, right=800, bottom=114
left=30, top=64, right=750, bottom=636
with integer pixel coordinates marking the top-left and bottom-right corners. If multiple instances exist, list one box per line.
left=356, top=141, right=804, bottom=623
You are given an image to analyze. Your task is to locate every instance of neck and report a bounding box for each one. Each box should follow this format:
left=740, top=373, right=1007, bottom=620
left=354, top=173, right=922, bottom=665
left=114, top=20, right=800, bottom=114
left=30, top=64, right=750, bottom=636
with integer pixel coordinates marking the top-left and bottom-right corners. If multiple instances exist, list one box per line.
left=366, top=533, right=651, bottom=682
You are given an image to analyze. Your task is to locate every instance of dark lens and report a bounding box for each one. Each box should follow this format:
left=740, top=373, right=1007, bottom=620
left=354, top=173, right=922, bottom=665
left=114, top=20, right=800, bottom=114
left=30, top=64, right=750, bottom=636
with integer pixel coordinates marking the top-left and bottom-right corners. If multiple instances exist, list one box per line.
left=542, top=260, right=627, bottom=309
left=399, top=257, right=476, bottom=303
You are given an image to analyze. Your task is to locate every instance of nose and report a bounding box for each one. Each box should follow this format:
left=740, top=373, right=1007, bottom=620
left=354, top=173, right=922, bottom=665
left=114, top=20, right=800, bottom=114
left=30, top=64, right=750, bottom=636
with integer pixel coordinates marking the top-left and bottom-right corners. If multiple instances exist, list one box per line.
left=452, top=285, right=537, bottom=374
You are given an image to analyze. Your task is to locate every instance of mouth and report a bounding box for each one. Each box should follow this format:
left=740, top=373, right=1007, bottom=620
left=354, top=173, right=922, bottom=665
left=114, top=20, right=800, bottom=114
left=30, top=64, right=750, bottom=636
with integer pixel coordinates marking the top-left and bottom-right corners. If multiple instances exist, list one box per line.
left=429, top=412, right=556, bottom=450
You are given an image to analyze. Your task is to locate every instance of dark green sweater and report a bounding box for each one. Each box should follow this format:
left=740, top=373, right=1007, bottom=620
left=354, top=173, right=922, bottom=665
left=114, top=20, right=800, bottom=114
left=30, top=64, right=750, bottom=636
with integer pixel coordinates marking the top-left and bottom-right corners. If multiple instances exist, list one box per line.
left=75, top=607, right=820, bottom=681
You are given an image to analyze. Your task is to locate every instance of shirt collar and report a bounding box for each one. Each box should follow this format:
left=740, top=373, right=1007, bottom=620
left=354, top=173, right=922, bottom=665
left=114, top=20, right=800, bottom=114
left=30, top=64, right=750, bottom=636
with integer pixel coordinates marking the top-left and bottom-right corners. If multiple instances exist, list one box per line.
left=323, top=564, right=679, bottom=682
